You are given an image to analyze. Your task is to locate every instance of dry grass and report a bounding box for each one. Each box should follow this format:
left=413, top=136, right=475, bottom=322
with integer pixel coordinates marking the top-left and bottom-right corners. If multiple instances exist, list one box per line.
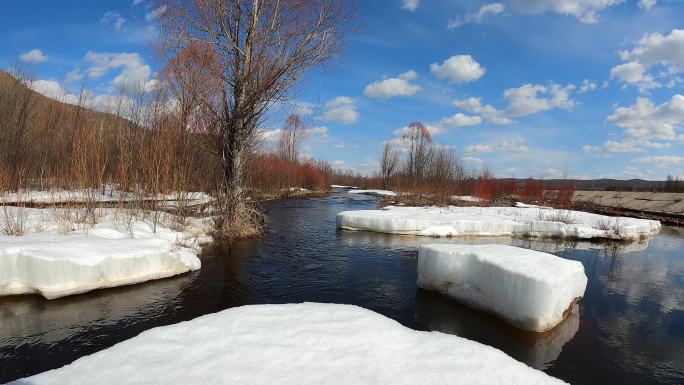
left=536, top=208, right=577, bottom=224
left=594, top=215, right=624, bottom=235
left=1, top=204, right=27, bottom=236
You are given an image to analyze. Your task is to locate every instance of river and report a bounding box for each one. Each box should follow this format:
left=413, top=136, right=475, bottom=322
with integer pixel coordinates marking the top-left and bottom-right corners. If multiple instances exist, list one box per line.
left=1, top=193, right=683, bottom=384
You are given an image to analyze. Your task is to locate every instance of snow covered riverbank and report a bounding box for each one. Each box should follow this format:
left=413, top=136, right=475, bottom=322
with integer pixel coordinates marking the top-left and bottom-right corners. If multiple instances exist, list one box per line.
left=12, top=303, right=566, bottom=385
left=337, top=205, right=661, bottom=241
left=418, top=244, right=587, bottom=332
left=0, top=206, right=212, bottom=299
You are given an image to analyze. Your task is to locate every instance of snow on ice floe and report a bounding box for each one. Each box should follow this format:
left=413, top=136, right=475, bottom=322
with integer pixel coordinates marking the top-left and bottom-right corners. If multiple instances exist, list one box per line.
left=418, top=244, right=587, bottom=332
left=347, top=189, right=397, bottom=197
left=12, top=303, right=566, bottom=385
left=0, top=207, right=212, bottom=299
left=337, top=205, right=661, bottom=241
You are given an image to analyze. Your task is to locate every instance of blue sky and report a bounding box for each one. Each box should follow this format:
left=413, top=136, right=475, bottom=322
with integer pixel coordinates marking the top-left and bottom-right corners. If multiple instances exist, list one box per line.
left=2, top=0, right=684, bottom=180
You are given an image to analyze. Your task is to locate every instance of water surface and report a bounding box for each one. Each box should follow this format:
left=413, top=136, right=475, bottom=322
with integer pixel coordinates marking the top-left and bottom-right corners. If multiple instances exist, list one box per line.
left=1, top=194, right=683, bottom=384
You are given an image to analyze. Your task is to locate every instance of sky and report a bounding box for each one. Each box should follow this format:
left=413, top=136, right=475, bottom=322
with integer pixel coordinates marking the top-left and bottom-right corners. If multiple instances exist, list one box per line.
left=2, top=0, right=684, bottom=180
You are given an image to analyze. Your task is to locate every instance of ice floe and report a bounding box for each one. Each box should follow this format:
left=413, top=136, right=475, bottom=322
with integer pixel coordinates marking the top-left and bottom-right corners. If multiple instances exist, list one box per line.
left=0, top=206, right=212, bottom=299
left=417, top=244, right=587, bottom=332
left=337, top=205, right=661, bottom=241
left=12, top=303, right=566, bottom=385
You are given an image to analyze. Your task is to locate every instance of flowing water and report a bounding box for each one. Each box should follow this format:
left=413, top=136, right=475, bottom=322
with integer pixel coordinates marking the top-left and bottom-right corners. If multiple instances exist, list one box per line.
left=1, top=193, right=684, bottom=384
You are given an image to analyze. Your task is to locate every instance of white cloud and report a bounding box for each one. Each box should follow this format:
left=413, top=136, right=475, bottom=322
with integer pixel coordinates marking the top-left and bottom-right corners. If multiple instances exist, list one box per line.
left=306, top=125, right=329, bottom=137
left=333, top=160, right=346, bottom=166
left=19, top=49, right=48, bottom=63
left=638, top=0, right=656, bottom=10
left=505, top=0, right=623, bottom=24
left=462, top=156, right=484, bottom=164
left=145, top=5, right=167, bottom=22
left=579, top=79, right=598, bottom=93
left=464, top=139, right=529, bottom=154
left=364, top=71, right=420, bottom=99
left=84, top=51, right=154, bottom=91
left=611, top=29, right=684, bottom=91
left=464, top=144, right=494, bottom=153
left=606, top=95, right=684, bottom=142
left=448, top=3, right=505, bottom=29
left=296, top=105, right=313, bottom=116
left=453, top=97, right=512, bottom=124
left=430, top=55, right=485, bottom=83
left=504, top=83, right=575, bottom=116
left=497, top=138, right=529, bottom=153
left=401, top=0, right=419, bottom=12
left=101, top=11, right=127, bottom=32
left=603, top=140, right=644, bottom=153
left=631, top=155, right=684, bottom=166
left=65, top=68, right=83, bottom=83
left=581, top=144, right=601, bottom=153
left=438, top=113, right=481, bottom=127
left=317, top=96, right=358, bottom=124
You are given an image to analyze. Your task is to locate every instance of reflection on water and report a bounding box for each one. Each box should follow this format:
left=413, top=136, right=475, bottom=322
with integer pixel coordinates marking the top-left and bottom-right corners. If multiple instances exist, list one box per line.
left=1, top=193, right=683, bottom=385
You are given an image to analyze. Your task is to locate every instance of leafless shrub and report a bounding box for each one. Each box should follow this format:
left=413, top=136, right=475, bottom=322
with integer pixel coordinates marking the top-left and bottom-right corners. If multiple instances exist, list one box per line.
left=594, top=215, right=624, bottom=235
left=1, top=204, right=27, bottom=236
left=536, top=208, right=577, bottom=224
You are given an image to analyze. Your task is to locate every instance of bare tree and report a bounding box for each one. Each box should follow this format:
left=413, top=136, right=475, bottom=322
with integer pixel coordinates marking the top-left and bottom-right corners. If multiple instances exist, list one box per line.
left=158, top=0, right=356, bottom=239
left=278, top=114, right=306, bottom=163
left=402, top=121, right=432, bottom=188
left=379, top=141, right=399, bottom=190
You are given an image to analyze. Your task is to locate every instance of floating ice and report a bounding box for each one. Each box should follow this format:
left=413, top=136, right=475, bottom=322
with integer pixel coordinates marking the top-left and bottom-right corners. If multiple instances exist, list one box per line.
left=337, top=205, right=661, bottom=241
left=417, top=244, right=587, bottom=332
left=0, top=207, right=212, bottom=299
left=12, top=303, right=566, bottom=385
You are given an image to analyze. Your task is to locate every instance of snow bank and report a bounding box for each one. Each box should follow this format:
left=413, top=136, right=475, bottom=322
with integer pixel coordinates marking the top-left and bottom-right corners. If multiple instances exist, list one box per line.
left=331, top=184, right=357, bottom=189
left=347, top=189, right=397, bottom=197
left=418, top=244, right=587, bottom=332
left=0, top=207, right=212, bottom=299
left=337, top=205, right=661, bottom=241
left=451, top=195, right=484, bottom=203
left=13, top=303, right=566, bottom=385
left=0, top=189, right=213, bottom=207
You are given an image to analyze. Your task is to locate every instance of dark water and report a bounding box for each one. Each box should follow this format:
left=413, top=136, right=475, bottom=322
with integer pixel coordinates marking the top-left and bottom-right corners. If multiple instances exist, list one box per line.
left=1, top=194, right=684, bottom=384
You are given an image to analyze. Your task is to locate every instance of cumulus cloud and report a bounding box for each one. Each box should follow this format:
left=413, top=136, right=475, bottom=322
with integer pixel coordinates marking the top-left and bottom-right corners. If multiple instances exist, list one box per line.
left=606, top=95, right=684, bottom=142
left=448, top=3, right=505, bottom=29
left=579, top=79, right=598, bottom=93
left=401, top=0, right=419, bottom=12
left=84, top=51, right=155, bottom=91
left=505, top=0, right=623, bottom=24
left=603, top=140, right=644, bottom=153
left=453, top=97, right=512, bottom=124
left=145, top=5, right=167, bottom=22
left=638, top=0, right=656, bottom=10
left=437, top=113, right=481, bottom=127
left=503, top=83, right=576, bottom=116
left=611, top=29, right=684, bottom=91
left=464, top=139, right=529, bottom=154
left=317, top=96, right=358, bottom=124
left=464, top=144, right=494, bottom=153
left=364, top=71, right=420, bottom=99
left=631, top=155, right=684, bottom=166
left=19, top=49, right=48, bottom=63
left=430, top=55, right=485, bottom=83
left=581, top=144, right=601, bottom=153
left=101, top=11, right=127, bottom=32
left=65, top=68, right=83, bottom=83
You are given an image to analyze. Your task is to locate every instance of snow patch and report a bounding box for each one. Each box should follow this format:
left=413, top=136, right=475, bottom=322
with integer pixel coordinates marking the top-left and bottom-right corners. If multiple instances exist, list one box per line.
left=0, top=207, right=212, bottom=299
left=337, top=205, right=661, bottom=241
left=418, top=244, right=587, bottom=332
left=347, top=189, right=397, bottom=197
left=12, top=303, right=566, bottom=385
